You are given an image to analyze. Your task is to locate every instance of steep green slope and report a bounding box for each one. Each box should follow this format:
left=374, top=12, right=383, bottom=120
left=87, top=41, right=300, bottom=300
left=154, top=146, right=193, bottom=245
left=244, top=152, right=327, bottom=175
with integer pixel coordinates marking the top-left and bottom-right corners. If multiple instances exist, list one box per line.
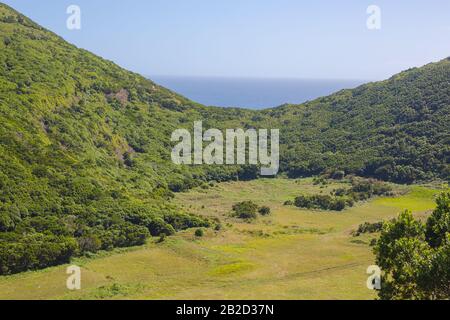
left=0, top=3, right=448, bottom=274
left=267, top=60, right=450, bottom=183
left=0, top=3, right=251, bottom=274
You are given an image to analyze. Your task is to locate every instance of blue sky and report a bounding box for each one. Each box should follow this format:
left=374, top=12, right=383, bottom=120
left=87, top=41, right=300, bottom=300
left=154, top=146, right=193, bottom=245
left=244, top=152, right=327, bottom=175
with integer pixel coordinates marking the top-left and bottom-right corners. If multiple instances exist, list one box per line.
left=3, top=0, right=450, bottom=80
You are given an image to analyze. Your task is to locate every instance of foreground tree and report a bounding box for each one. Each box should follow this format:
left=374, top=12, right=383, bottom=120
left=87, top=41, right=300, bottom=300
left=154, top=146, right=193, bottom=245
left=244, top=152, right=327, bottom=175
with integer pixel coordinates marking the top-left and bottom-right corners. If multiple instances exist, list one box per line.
left=374, top=192, right=450, bottom=300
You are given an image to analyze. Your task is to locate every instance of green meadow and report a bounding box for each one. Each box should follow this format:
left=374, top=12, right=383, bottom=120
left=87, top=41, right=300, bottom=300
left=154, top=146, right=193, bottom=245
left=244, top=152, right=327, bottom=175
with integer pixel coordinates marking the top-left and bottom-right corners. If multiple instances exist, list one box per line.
left=0, top=178, right=444, bottom=300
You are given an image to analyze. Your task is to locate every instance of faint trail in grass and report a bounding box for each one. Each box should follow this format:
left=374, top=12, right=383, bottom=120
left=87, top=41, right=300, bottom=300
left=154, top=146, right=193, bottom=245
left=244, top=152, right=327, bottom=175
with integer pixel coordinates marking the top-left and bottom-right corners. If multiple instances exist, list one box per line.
left=282, top=262, right=362, bottom=280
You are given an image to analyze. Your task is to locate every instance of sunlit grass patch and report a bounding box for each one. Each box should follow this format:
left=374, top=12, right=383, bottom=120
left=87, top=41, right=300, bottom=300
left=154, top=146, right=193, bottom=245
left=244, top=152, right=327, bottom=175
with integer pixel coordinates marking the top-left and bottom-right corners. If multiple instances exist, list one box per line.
left=374, top=186, right=440, bottom=211
left=209, top=261, right=255, bottom=276
left=210, top=244, right=249, bottom=254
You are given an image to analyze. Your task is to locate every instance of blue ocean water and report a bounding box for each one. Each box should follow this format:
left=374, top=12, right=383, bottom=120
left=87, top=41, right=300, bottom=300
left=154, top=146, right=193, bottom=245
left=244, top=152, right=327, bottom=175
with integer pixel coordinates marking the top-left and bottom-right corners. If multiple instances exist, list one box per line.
left=151, top=76, right=365, bottom=109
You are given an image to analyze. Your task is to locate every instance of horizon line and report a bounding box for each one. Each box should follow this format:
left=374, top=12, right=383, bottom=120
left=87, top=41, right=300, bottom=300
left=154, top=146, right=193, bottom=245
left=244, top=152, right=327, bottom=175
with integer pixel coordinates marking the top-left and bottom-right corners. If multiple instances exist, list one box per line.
left=147, top=74, right=374, bottom=82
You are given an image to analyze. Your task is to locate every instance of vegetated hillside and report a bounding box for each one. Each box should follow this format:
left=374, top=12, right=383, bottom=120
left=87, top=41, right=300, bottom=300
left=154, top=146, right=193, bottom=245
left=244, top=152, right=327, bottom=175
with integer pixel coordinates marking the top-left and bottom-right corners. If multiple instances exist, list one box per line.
left=258, top=60, right=450, bottom=183
left=0, top=3, right=253, bottom=275
left=0, top=3, right=448, bottom=274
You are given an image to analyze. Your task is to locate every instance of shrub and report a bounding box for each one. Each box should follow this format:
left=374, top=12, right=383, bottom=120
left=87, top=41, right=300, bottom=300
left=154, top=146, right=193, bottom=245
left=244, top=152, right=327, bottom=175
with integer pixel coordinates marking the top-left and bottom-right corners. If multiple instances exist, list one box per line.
left=259, top=206, right=271, bottom=216
left=294, top=195, right=313, bottom=209
left=291, top=179, right=395, bottom=212
left=349, top=179, right=392, bottom=200
left=353, top=221, right=384, bottom=236
left=147, top=218, right=176, bottom=236
left=195, top=228, right=204, bottom=237
left=294, top=194, right=347, bottom=211
left=164, top=213, right=210, bottom=231
left=330, top=199, right=346, bottom=211
left=3, top=36, right=11, bottom=46
left=232, top=201, right=259, bottom=220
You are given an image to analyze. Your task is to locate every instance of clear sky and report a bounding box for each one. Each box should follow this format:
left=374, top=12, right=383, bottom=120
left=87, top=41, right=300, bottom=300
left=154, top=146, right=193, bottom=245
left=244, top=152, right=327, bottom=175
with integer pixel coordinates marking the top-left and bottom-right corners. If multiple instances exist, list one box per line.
left=3, top=0, right=450, bottom=80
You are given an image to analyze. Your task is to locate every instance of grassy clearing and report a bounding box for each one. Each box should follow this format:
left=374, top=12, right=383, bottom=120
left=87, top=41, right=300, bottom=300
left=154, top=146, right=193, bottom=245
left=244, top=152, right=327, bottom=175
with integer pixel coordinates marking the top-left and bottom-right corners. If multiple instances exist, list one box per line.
left=0, top=178, right=443, bottom=300
left=374, top=186, right=439, bottom=212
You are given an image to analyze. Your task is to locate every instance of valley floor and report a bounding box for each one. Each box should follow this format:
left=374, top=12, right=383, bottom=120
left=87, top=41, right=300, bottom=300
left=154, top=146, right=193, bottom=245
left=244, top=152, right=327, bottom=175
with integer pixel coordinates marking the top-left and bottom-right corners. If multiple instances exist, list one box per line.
left=0, top=178, right=442, bottom=300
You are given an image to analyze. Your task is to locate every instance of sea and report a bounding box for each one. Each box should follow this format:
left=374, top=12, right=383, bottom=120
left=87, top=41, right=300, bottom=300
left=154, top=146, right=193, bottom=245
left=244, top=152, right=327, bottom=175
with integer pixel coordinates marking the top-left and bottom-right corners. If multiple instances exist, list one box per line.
left=150, top=76, right=366, bottom=110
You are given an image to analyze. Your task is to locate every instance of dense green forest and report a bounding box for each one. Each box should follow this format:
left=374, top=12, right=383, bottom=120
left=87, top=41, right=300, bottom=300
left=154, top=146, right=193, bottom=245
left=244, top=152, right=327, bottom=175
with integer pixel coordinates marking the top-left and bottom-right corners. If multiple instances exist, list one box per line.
left=0, top=3, right=448, bottom=275
left=260, top=63, right=450, bottom=183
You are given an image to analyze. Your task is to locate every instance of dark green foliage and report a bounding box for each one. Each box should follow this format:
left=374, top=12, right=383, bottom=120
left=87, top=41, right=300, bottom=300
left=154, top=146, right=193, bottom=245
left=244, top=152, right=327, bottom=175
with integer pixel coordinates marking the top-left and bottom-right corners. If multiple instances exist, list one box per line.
left=194, top=228, right=204, bottom=237
left=346, top=178, right=393, bottom=201
left=374, top=192, right=450, bottom=300
left=294, top=194, right=350, bottom=211
left=232, top=201, right=259, bottom=220
left=238, top=165, right=260, bottom=181
left=426, top=192, right=450, bottom=248
left=0, top=233, right=78, bottom=275
left=353, top=221, right=384, bottom=236
left=232, top=202, right=270, bottom=218
left=293, top=179, right=392, bottom=211
left=331, top=170, right=345, bottom=180
left=274, top=61, right=450, bottom=183
left=163, top=212, right=210, bottom=231
left=258, top=206, right=271, bottom=216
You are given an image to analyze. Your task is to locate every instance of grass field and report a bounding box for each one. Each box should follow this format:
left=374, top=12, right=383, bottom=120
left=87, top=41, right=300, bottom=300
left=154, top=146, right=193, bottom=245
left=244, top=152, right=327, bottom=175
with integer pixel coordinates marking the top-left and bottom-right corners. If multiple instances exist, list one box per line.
left=0, top=178, right=444, bottom=300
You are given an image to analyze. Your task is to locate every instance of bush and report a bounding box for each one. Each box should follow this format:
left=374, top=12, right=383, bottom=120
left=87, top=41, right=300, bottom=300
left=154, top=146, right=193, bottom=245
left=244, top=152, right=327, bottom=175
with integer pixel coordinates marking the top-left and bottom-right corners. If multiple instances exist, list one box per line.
left=294, top=194, right=348, bottom=211
left=3, top=36, right=11, bottom=46
left=232, top=201, right=259, bottom=220
left=147, top=218, right=176, bottom=236
left=164, top=212, right=210, bottom=231
left=330, top=199, right=347, bottom=211
left=258, top=206, right=271, bottom=216
left=294, top=195, right=313, bottom=209
left=349, top=179, right=393, bottom=200
left=353, top=221, right=384, bottom=236
left=194, top=228, right=204, bottom=237
left=292, top=179, right=393, bottom=212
